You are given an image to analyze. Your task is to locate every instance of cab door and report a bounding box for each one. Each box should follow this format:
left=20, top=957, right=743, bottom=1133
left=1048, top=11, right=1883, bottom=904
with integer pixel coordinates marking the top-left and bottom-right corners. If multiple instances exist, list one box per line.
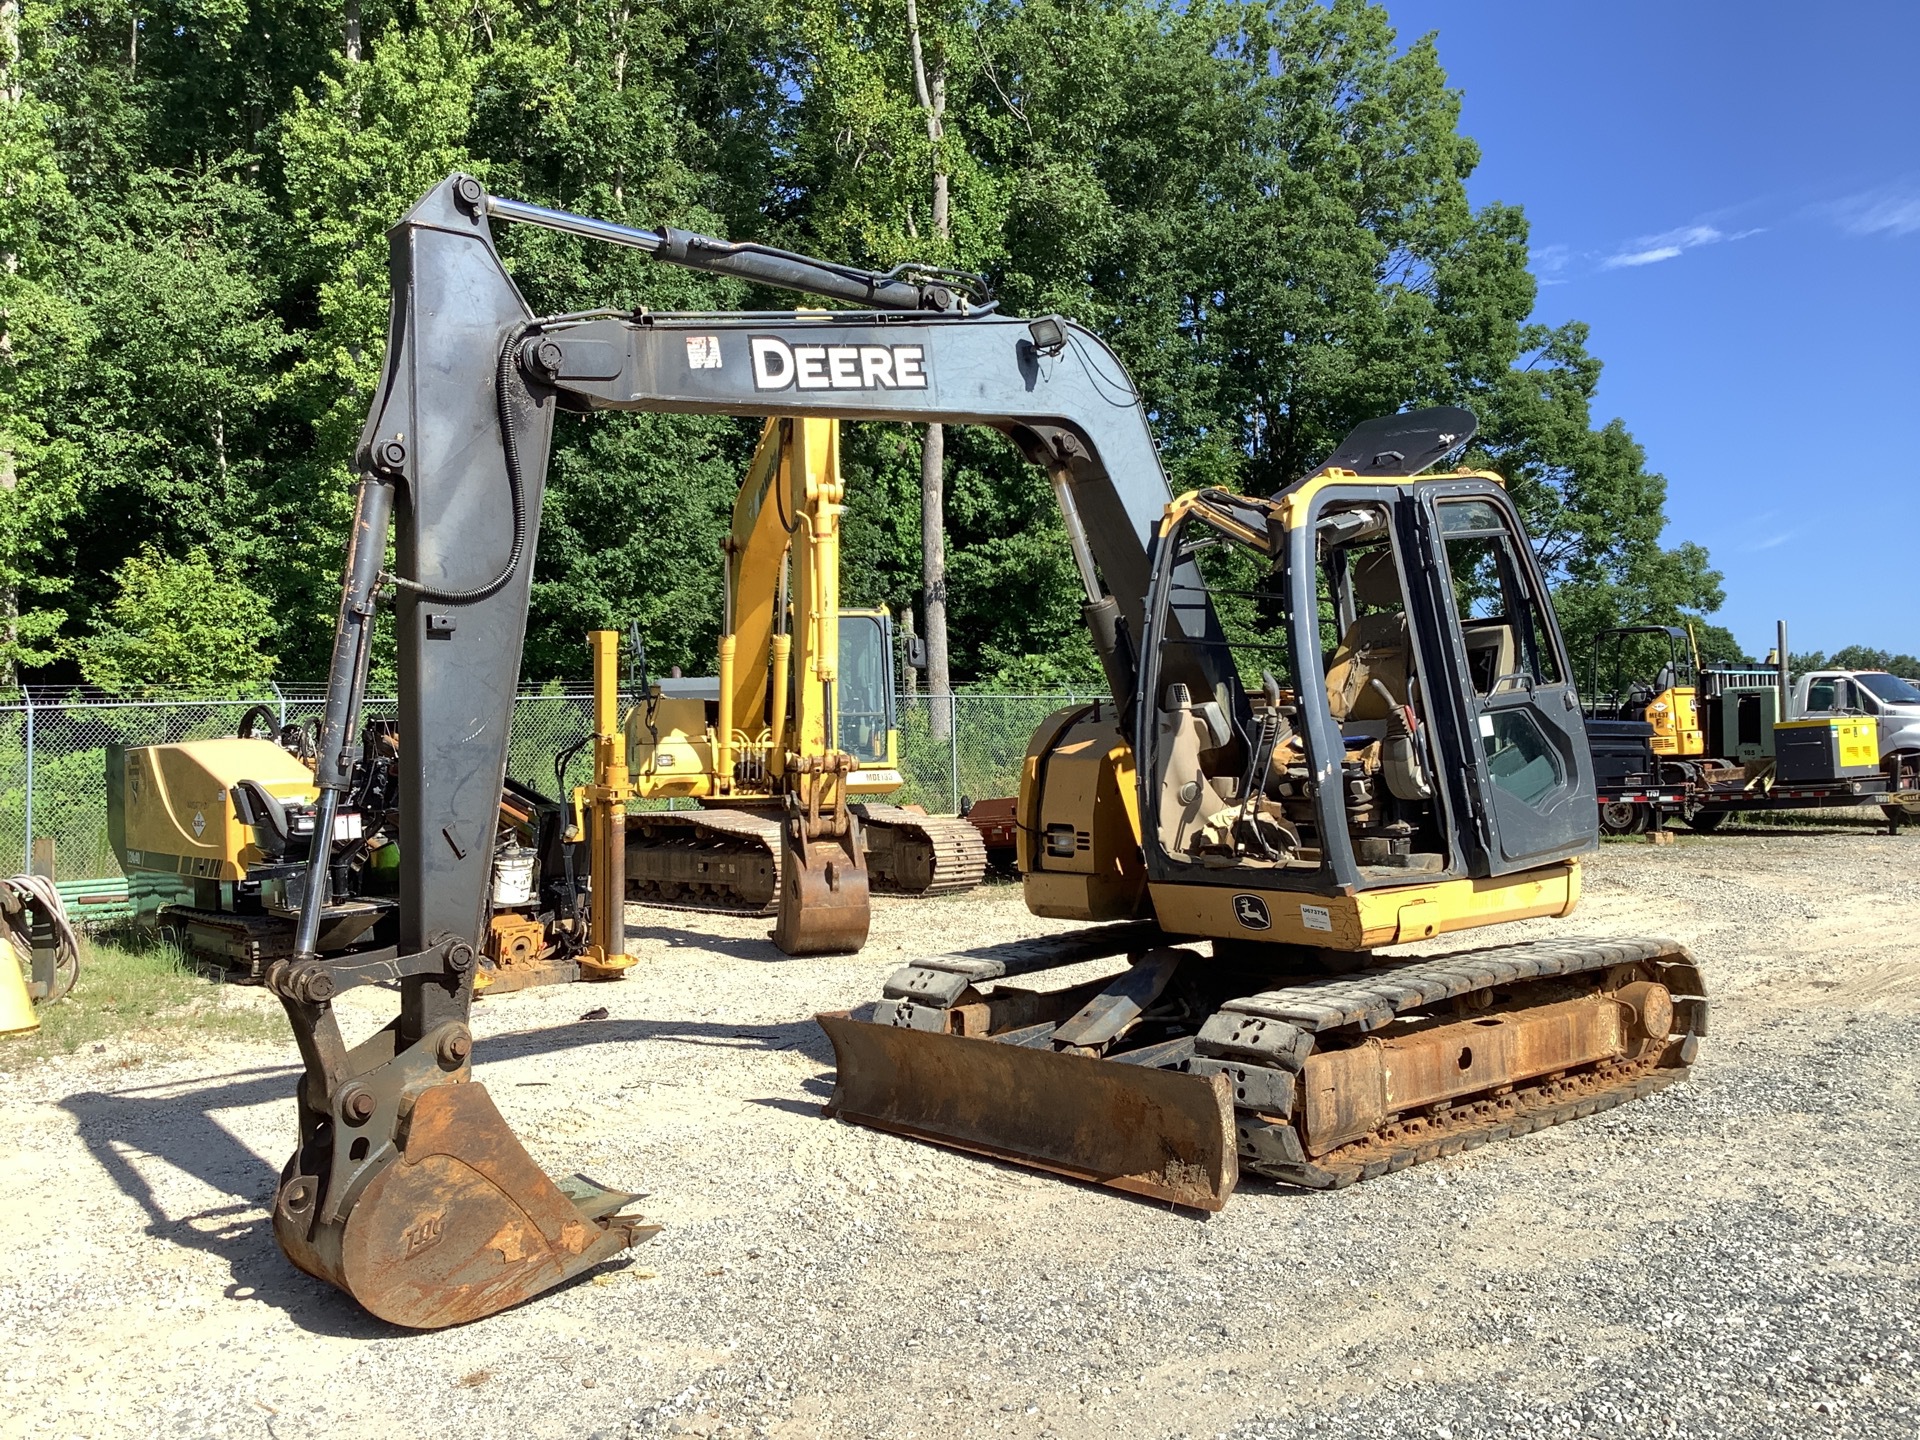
left=1421, top=490, right=1596, bottom=869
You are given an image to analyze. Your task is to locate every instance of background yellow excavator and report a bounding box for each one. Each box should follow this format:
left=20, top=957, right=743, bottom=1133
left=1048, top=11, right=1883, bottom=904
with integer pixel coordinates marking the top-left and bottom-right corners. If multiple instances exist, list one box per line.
left=624, top=416, right=985, bottom=954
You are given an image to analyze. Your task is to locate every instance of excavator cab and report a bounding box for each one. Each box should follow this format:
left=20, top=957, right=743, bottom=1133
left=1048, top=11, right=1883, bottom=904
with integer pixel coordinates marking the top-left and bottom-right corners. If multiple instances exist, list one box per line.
left=1017, top=472, right=1598, bottom=937
left=1586, top=624, right=1704, bottom=757
left=836, top=608, right=899, bottom=780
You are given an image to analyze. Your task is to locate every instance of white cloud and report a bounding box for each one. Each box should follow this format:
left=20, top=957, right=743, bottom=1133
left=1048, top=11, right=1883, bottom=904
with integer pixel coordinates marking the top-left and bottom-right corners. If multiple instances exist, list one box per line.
left=1606, top=244, right=1684, bottom=268
left=1748, top=531, right=1797, bottom=552
left=1601, top=222, right=1758, bottom=269
left=1828, top=185, right=1920, bottom=238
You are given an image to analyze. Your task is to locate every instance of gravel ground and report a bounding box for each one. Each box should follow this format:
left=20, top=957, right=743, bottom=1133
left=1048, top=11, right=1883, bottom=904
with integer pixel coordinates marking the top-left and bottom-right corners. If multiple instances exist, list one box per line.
left=2, top=826, right=1915, bottom=1440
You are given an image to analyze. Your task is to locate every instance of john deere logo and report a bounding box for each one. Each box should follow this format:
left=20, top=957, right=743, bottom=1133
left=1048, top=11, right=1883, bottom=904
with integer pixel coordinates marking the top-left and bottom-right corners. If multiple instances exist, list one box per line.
left=750, top=336, right=928, bottom=391
left=1232, top=894, right=1270, bottom=930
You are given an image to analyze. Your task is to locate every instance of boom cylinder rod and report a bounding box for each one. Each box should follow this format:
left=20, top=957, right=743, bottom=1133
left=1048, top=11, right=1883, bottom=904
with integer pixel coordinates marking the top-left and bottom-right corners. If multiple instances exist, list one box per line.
left=485, top=195, right=946, bottom=312
left=294, top=474, right=397, bottom=960
left=1049, top=469, right=1104, bottom=606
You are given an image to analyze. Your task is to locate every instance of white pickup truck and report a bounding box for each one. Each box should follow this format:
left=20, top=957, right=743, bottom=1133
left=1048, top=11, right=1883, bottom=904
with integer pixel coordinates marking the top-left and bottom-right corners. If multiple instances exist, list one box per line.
left=1793, top=670, right=1920, bottom=827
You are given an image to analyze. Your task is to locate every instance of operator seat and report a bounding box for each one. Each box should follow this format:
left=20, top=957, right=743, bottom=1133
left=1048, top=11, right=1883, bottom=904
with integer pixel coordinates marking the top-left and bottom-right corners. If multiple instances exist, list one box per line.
left=1325, top=549, right=1410, bottom=724
left=231, top=780, right=294, bottom=858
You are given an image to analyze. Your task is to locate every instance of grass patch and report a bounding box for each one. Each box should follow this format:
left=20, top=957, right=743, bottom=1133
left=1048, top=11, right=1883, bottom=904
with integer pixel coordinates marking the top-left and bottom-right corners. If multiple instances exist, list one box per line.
left=2, top=929, right=283, bottom=1070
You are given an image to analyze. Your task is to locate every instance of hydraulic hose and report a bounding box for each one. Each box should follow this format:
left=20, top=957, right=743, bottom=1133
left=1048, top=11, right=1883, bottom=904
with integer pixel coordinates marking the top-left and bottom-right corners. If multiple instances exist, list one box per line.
left=387, top=332, right=529, bottom=605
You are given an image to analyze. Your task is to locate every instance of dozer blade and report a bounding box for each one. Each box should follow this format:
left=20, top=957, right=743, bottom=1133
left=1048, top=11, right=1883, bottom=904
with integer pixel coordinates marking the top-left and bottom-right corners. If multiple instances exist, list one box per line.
left=773, top=812, right=871, bottom=957
left=277, top=1082, right=656, bottom=1329
left=817, top=1011, right=1238, bottom=1210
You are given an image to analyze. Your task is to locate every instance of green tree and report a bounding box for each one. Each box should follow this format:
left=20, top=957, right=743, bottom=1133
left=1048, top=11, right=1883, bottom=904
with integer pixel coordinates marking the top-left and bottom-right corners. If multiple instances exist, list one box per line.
left=3, top=0, right=1735, bottom=701
left=0, top=9, right=89, bottom=687
left=73, top=545, right=278, bottom=692
left=1797, top=645, right=1920, bottom=677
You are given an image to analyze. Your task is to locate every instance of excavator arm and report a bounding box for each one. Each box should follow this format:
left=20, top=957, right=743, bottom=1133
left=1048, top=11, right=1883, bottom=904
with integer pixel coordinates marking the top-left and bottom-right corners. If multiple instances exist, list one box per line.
left=272, top=173, right=1222, bottom=1326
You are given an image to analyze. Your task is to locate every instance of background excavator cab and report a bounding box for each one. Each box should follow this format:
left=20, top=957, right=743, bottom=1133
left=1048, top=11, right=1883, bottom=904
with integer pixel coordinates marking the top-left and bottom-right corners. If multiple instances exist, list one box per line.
left=1585, top=624, right=1704, bottom=758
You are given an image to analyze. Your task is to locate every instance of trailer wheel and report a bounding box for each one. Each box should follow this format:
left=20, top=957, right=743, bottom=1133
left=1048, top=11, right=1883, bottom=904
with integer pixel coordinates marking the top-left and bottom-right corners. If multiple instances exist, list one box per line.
left=1686, top=810, right=1730, bottom=834
left=1599, top=801, right=1647, bottom=835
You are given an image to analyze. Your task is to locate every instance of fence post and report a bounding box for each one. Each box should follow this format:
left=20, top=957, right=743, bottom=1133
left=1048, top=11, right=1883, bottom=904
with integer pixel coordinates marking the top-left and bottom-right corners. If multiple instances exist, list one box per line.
left=272, top=679, right=287, bottom=729
left=948, top=693, right=960, bottom=815
left=21, top=691, right=34, bottom=873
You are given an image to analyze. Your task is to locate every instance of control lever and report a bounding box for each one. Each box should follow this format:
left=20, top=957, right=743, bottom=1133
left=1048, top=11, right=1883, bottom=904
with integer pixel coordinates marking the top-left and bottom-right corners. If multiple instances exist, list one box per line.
left=1234, top=671, right=1297, bottom=857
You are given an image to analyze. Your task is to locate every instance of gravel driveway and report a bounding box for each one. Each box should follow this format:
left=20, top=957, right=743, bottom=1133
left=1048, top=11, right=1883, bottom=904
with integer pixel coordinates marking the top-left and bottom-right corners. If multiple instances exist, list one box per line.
left=2, top=826, right=1915, bottom=1440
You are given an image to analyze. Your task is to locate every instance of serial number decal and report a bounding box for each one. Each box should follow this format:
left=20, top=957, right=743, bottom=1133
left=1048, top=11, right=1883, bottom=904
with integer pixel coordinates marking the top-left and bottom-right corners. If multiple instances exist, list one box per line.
left=751, top=336, right=928, bottom=391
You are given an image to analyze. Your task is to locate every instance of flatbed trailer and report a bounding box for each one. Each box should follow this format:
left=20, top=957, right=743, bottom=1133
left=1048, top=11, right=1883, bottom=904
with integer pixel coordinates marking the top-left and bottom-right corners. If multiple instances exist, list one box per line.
left=1596, top=766, right=1902, bottom=834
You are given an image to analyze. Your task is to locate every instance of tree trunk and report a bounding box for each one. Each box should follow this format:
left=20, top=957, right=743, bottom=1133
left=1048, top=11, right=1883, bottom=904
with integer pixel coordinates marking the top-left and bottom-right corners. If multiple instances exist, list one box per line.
left=1, top=0, right=19, bottom=104
left=906, top=0, right=953, bottom=737
left=899, top=602, right=918, bottom=701
left=344, top=0, right=361, bottom=62
left=920, top=423, right=950, bottom=738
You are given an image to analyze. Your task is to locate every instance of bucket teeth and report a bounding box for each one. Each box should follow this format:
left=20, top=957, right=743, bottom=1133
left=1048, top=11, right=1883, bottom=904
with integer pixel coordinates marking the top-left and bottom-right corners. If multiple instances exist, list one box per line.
left=555, top=1173, right=652, bottom=1222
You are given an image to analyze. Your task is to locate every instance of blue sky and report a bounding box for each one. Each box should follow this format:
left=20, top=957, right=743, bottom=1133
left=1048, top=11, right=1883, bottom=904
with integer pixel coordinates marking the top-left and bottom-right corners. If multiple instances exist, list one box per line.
left=1385, top=1, right=1920, bottom=659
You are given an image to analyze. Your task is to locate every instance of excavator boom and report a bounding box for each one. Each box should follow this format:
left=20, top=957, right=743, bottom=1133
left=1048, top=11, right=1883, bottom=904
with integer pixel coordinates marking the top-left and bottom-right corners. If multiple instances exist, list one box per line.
left=272, top=173, right=1213, bottom=1325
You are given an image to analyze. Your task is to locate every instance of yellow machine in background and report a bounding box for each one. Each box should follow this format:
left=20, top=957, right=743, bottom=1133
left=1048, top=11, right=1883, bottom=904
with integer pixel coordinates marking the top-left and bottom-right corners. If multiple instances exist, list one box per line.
left=107, top=713, right=604, bottom=989
left=107, top=731, right=391, bottom=973
left=570, top=630, right=637, bottom=980
left=624, top=418, right=985, bottom=954
left=1590, top=624, right=1705, bottom=757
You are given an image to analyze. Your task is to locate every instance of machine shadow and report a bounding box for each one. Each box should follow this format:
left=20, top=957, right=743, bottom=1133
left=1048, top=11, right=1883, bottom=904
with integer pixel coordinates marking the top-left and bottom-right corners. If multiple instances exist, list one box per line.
left=58, top=1068, right=397, bottom=1339
left=622, top=921, right=789, bottom=963
left=1679, top=824, right=1896, bottom=839
left=57, top=1015, right=842, bottom=1334
left=478, top=1014, right=837, bottom=1068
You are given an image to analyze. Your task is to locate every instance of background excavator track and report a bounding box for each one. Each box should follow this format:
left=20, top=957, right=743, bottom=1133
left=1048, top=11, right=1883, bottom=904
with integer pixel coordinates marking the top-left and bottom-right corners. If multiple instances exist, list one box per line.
left=625, top=810, right=784, bottom=915
left=856, top=805, right=990, bottom=897
left=624, top=807, right=989, bottom=915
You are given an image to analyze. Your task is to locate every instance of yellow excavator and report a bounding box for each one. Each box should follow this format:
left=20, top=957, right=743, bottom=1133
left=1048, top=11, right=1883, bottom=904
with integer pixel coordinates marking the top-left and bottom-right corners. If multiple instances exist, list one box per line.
left=624, top=416, right=985, bottom=954
left=256, top=176, right=1704, bottom=1328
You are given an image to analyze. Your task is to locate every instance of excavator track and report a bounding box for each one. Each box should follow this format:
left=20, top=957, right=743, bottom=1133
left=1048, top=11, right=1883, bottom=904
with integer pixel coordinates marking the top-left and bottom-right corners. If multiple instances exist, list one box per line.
left=1204, top=935, right=1705, bottom=1190
left=820, top=930, right=1705, bottom=1209
left=855, top=804, right=990, bottom=897
left=625, top=809, right=784, bottom=916
left=157, top=902, right=393, bottom=981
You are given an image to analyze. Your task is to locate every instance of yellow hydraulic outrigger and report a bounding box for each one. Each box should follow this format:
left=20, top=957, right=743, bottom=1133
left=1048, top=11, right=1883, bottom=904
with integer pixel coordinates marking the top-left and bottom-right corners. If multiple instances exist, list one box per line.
left=574, top=628, right=638, bottom=979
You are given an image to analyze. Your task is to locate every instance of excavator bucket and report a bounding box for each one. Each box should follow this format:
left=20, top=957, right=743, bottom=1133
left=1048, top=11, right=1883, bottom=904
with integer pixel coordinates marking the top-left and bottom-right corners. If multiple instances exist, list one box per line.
left=276, top=1081, right=656, bottom=1329
left=817, top=1012, right=1238, bottom=1210
left=772, top=794, right=871, bottom=956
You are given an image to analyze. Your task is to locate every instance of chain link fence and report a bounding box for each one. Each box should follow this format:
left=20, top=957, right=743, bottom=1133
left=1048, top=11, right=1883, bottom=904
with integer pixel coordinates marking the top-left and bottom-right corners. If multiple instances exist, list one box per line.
left=0, top=688, right=1105, bottom=883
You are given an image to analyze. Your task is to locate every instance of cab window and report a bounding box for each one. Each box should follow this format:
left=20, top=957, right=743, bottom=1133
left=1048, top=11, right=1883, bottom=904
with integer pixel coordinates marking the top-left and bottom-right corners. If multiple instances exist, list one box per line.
left=836, top=614, right=890, bottom=763
left=1437, top=499, right=1563, bottom=693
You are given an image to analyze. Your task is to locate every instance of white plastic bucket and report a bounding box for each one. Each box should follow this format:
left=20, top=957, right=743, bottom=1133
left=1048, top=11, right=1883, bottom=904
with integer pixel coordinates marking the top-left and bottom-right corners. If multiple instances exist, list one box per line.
left=492, top=848, right=538, bottom=908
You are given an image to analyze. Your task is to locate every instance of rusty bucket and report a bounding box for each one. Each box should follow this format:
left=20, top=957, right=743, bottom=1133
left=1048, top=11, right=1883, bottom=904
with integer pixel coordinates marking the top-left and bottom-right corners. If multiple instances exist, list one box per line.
left=772, top=797, right=871, bottom=956
left=275, top=1081, right=656, bottom=1329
